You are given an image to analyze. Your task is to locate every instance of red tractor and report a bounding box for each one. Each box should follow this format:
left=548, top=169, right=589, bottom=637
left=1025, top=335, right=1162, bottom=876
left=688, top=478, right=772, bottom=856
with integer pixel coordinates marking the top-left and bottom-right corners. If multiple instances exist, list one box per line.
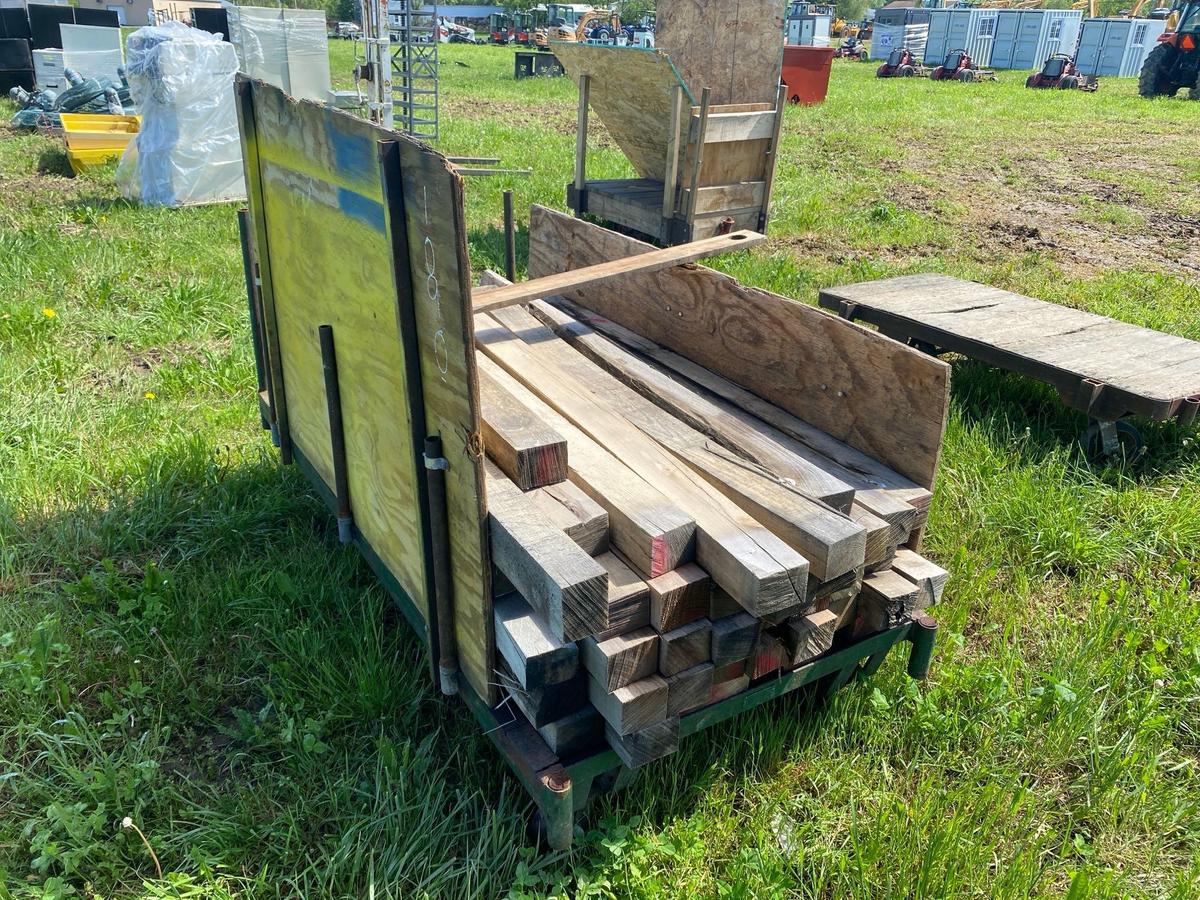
left=1026, top=54, right=1097, bottom=90
left=929, top=48, right=994, bottom=82
left=877, top=47, right=918, bottom=77
left=1138, top=1, right=1200, bottom=98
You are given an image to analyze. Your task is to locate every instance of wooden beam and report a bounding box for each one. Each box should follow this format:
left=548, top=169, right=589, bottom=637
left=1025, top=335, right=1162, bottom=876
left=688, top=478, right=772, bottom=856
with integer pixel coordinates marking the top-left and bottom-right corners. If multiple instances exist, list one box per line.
left=647, top=563, right=710, bottom=632
left=747, top=631, right=787, bottom=680
left=605, top=717, right=680, bottom=769
left=659, top=619, right=712, bottom=677
left=471, top=229, right=765, bottom=316
left=527, top=479, right=609, bottom=556
left=526, top=205, right=950, bottom=489
left=709, top=673, right=750, bottom=704
left=477, top=354, right=695, bottom=578
left=662, top=84, right=684, bottom=220
left=541, top=296, right=926, bottom=532
left=855, top=569, right=922, bottom=634
left=480, top=368, right=568, bottom=490
left=851, top=503, right=897, bottom=570
left=588, top=673, right=668, bottom=735
left=685, top=87, right=711, bottom=225
left=527, top=298, right=856, bottom=512
left=594, top=551, right=652, bottom=640
left=537, top=705, right=605, bottom=758
left=493, top=593, right=580, bottom=691
left=582, top=627, right=660, bottom=692
left=497, top=662, right=587, bottom=728
left=710, top=612, right=759, bottom=668
left=484, top=460, right=609, bottom=642
left=784, top=609, right=838, bottom=667
left=666, top=662, right=714, bottom=716
left=478, top=310, right=808, bottom=617
left=890, top=549, right=949, bottom=609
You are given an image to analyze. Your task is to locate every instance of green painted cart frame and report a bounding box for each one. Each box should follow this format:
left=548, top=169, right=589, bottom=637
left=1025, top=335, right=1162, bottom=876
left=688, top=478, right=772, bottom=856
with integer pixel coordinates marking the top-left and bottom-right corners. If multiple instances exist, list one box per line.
left=241, top=204, right=938, bottom=851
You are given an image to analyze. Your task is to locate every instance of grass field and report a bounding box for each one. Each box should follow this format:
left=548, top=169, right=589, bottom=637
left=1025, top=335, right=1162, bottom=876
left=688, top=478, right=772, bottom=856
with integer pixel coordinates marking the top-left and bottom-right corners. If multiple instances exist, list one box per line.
left=2, top=42, right=1200, bottom=898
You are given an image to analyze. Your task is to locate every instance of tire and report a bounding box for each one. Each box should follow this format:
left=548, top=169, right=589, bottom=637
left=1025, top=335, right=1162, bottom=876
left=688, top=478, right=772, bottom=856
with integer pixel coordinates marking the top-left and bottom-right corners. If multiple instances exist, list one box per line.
left=1190, top=71, right=1200, bottom=101
left=1080, top=420, right=1144, bottom=463
left=958, top=68, right=975, bottom=83
left=1138, top=42, right=1178, bottom=98
left=931, top=66, right=944, bottom=80
left=1059, top=75, right=1078, bottom=90
left=900, top=65, right=915, bottom=77
left=1026, top=74, right=1038, bottom=88
left=877, top=64, right=888, bottom=78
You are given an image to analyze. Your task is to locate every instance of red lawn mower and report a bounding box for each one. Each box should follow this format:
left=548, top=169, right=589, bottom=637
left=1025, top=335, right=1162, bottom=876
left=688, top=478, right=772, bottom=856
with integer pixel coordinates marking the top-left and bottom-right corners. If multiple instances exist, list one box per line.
left=877, top=47, right=918, bottom=77
left=929, top=48, right=995, bottom=82
left=1026, top=53, right=1098, bottom=90
left=836, top=36, right=868, bottom=60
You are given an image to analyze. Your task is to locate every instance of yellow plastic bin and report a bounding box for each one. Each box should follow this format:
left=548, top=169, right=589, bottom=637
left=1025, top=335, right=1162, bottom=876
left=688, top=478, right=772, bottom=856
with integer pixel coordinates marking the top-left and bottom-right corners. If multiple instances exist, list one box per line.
left=67, top=146, right=124, bottom=176
left=59, top=114, right=141, bottom=152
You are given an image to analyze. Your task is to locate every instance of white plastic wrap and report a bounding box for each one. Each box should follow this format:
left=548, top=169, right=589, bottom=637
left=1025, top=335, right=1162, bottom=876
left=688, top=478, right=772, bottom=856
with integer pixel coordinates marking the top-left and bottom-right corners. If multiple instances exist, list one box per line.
left=116, top=22, right=245, bottom=208
left=225, top=5, right=331, bottom=102
left=60, top=24, right=124, bottom=84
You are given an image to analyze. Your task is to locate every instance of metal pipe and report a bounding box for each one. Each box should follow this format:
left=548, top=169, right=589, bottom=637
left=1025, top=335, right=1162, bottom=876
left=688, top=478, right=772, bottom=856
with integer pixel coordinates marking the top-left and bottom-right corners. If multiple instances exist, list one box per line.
left=503, top=190, right=517, bottom=284
left=424, top=434, right=459, bottom=695
left=318, top=325, right=353, bottom=544
left=907, top=614, right=938, bottom=679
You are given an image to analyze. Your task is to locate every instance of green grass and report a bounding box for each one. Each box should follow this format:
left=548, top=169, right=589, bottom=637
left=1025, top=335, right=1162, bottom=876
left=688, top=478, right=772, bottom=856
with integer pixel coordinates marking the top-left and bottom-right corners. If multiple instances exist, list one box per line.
left=2, top=44, right=1200, bottom=898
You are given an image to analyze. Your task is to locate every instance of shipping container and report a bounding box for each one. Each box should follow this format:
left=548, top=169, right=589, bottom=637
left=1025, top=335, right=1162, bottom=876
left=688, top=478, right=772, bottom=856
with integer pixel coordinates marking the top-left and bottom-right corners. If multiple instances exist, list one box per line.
left=1074, top=17, right=1166, bottom=78
left=923, top=8, right=1081, bottom=69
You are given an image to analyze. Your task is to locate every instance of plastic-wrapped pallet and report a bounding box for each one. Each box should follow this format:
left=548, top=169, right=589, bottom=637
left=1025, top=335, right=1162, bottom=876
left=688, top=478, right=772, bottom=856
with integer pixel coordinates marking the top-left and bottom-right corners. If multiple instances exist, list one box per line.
left=116, top=22, right=244, bottom=208
left=868, top=24, right=929, bottom=62
left=225, top=6, right=331, bottom=103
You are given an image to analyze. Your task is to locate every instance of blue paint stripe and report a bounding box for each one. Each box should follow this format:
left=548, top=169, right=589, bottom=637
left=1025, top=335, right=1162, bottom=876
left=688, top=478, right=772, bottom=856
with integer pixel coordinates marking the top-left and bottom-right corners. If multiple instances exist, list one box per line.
left=337, top=188, right=387, bottom=235
left=326, top=118, right=377, bottom=185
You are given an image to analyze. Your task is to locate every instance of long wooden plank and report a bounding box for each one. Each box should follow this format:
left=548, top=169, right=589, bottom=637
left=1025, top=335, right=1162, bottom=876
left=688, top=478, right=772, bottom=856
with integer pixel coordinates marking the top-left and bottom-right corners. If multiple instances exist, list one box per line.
left=527, top=205, right=950, bottom=489
left=594, top=552, right=652, bottom=640
left=582, top=628, right=660, bottom=691
left=479, top=369, right=568, bottom=490
left=478, top=311, right=809, bottom=617
left=527, top=299, right=855, bottom=511
left=499, top=304, right=870, bottom=575
left=478, top=355, right=695, bottom=578
left=485, top=461, right=609, bottom=642
left=472, top=229, right=765, bottom=315
left=542, top=296, right=930, bottom=526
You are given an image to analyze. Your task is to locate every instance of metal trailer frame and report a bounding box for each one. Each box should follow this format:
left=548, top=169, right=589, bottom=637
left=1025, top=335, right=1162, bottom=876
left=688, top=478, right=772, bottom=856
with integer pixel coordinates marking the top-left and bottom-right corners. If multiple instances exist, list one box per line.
left=238, top=201, right=940, bottom=850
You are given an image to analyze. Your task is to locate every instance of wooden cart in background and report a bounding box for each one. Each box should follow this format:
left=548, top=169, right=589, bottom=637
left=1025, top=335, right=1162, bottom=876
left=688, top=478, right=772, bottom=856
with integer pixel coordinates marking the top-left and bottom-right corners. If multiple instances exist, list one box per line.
left=236, top=78, right=943, bottom=850
left=562, top=0, right=789, bottom=246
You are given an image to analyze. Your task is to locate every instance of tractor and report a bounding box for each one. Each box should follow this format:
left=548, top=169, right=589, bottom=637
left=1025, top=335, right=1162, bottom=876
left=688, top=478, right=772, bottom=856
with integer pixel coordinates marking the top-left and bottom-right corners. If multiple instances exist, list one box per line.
left=1026, top=53, right=1098, bottom=90
left=877, top=47, right=918, bottom=77
left=930, top=48, right=995, bottom=82
left=1138, top=1, right=1200, bottom=98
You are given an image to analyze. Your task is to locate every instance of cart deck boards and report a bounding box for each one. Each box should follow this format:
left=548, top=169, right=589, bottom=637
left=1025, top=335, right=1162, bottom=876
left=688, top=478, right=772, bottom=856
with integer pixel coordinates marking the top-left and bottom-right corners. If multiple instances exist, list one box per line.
left=820, top=274, right=1200, bottom=423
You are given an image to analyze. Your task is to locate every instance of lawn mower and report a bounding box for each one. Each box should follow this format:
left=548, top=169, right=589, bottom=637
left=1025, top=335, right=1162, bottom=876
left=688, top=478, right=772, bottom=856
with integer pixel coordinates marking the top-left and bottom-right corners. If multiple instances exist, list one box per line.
left=835, top=36, right=868, bottom=60
left=1025, top=54, right=1098, bottom=90
left=1138, top=1, right=1200, bottom=98
left=929, top=48, right=996, bottom=82
left=876, top=47, right=921, bottom=77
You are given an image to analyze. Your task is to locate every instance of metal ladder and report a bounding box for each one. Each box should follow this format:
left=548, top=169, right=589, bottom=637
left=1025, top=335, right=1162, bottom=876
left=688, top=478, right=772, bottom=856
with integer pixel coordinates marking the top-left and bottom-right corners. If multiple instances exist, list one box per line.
left=389, top=0, right=439, bottom=140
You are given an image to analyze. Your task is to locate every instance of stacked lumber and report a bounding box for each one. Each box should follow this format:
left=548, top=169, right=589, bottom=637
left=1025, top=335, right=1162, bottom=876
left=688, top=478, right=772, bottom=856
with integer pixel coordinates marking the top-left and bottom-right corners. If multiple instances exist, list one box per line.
left=479, top=288, right=947, bottom=769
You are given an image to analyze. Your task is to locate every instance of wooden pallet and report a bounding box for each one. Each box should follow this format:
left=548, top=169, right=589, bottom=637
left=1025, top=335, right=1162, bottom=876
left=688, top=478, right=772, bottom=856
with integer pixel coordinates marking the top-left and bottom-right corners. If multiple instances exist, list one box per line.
left=820, top=274, right=1200, bottom=455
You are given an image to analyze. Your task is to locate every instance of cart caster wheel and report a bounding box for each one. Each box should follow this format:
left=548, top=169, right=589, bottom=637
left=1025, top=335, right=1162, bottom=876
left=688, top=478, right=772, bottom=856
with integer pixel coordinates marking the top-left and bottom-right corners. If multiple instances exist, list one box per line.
left=1080, top=420, right=1143, bottom=463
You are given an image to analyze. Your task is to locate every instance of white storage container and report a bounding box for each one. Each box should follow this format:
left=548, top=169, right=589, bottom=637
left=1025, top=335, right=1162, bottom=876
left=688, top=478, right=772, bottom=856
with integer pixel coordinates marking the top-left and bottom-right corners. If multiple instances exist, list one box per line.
left=1075, top=17, right=1167, bottom=78
left=924, top=8, right=1081, bottom=69
left=32, top=47, right=64, bottom=89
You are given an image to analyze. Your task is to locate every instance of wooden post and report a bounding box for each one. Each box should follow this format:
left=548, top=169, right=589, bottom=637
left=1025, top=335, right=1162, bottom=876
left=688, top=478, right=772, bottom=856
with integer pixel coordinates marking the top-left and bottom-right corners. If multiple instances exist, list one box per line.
left=685, top=87, right=712, bottom=235
left=758, top=84, right=787, bottom=234
left=574, top=74, right=590, bottom=197
left=661, top=85, right=684, bottom=232
left=503, top=190, right=517, bottom=283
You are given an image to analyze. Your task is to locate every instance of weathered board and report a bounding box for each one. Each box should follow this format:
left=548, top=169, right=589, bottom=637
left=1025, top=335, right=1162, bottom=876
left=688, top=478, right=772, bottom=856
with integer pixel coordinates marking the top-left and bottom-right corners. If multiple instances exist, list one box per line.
left=655, top=0, right=785, bottom=105
left=526, top=205, right=951, bottom=489
left=820, top=274, right=1200, bottom=424
left=237, top=80, right=491, bottom=700
left=553, top=43, right=690, bottom=182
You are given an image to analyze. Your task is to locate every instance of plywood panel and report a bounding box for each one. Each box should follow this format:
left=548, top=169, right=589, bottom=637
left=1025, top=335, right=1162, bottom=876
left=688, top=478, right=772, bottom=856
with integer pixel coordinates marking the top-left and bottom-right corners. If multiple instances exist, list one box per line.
left=554, top=43, right=689, bottom=182
left=526, top=205, right=950, bottom=489
left=241, top=82, right=489, bottom=700
left=656, top=0, right=785, bottom=105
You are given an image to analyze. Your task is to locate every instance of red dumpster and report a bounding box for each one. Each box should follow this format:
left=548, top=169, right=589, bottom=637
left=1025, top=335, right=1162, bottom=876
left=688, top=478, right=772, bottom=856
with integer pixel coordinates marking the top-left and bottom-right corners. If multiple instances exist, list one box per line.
left=781, top=45, right=835, bottom=105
